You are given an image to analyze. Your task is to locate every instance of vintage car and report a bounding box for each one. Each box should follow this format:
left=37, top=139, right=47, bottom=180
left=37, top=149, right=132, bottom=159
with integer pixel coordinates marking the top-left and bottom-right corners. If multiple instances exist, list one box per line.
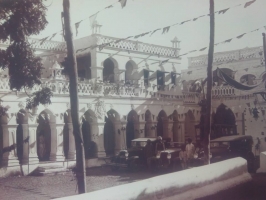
left=106, top=137, right=181, bottom=171
left=196, top=135, right=255, bottom=172
left=106, top=137, right=157, bottom=171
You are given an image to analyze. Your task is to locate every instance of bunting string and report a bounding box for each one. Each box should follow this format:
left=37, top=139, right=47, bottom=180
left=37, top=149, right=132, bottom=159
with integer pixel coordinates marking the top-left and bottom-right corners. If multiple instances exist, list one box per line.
left=37, top=0, right=258, bottom=46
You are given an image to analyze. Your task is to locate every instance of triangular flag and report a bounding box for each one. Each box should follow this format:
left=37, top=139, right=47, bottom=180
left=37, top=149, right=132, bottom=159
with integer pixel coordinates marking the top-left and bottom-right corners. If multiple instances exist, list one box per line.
left=162, top=26, right=170, bottom=34
left=244, top=68, right=248, bottom=72
left=49, top=33, right=57, bottom=40
left=105, top=5, right=113, bottom=9
left=134, top=34, right=142, bottom=39
left=251, top=28, right=259, bottom=32
left=214, top=43, right=220, bottom=46
left=40, top=36, right=49, bottom=45
left=75, top=21, right=82, bottom=36
left=189, top=50, right=197, bottom=53
left=89, top=12, right=98, bottom=28
left=119, top=0, right=127, bottom=8
left=236, top=33, right=246, bottom=39
left=161, top=59, right=169, bottom=65
left=193, top=15, right=205, bottom=21
left=180, top=20, right=191, bottom=25
left=223, top=38, right=233, bottom=43
left=244, top=0, right=256, bottom=8
left=199, top=47, right=207, bottom=51
left=150, top=29, right=160, bottom=36
left=218, top=8, right=230, bottom=14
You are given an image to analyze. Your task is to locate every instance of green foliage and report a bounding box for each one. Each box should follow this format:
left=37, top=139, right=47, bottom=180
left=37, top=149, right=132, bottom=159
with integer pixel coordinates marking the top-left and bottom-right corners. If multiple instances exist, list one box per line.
left=0, top=0, right=53, bottom=108
left=26, top=87, right=53, bottom=109
left=0, top=0, right=47, bottom=90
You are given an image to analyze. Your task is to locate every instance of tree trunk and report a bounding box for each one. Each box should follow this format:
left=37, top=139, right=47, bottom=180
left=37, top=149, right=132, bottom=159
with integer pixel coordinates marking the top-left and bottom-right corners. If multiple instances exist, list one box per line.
left=63, top=0, right=87, bottom=193
left=204, top=0, right=215, bottom=165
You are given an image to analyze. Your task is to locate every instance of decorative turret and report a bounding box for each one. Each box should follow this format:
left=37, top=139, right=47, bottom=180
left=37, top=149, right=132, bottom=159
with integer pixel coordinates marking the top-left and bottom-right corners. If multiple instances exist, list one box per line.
left=171, top=37, right=180, bottom=49
left=92, top=20, right=102, bottom=34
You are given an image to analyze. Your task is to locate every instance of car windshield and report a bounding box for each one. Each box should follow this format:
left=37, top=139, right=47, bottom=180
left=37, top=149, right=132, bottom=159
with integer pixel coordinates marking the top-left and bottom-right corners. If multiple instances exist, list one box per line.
left=131, top=141, right=147, bottom=147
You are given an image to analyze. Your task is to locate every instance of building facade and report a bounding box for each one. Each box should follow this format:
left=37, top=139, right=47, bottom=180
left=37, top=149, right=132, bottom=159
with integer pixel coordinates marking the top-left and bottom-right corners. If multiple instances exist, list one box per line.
left=0, top=33, right=265, bottom=171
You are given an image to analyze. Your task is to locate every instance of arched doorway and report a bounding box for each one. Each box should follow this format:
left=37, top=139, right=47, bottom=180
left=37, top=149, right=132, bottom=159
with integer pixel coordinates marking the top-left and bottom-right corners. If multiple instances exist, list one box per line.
left=80, top=109, right=98, bottom=159
left=157, top=110, right=168, bottom=138
left=184, top=110, right=195, bottom=142
left=144, top=110, right=152, bottom=137
left=103, top=58, right=115, bottom=83
left=104, top=109, right=120, bottom=156
left=212, top=104, right=236, bottom=139
left=172, top=110, right=179, bottom=142
left=37, top=114, right=51, bottom=161
left=126, top=110, right=139, bottom=148
left=125, top=61, right=138, bottom=85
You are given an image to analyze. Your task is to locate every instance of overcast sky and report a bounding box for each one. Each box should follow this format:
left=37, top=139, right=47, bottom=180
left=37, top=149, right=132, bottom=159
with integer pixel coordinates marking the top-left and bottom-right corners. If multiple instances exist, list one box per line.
left=37, top=0, right=266, bottom=72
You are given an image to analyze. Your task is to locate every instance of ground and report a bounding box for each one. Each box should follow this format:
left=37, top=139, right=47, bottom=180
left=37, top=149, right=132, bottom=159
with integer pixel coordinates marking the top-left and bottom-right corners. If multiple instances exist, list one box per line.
left=0, top=167, right=265, bottom=200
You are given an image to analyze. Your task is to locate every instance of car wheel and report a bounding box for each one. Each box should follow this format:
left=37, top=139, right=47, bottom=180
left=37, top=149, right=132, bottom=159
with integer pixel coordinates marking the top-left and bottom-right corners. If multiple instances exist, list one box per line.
left=246, top=152, right=255, bottom=173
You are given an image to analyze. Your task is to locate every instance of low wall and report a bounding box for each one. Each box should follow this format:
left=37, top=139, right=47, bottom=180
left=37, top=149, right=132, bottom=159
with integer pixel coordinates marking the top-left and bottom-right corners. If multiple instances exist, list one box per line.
left=257, top=151, right=266, bottom=173
left=56, top=157, right=251, bottom=200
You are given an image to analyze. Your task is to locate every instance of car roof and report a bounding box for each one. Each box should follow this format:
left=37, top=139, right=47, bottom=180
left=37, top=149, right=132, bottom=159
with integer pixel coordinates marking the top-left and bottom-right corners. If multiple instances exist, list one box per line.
left=131, top=137, right=157, bottom=142
left=211, top=135, right=253, bottom=142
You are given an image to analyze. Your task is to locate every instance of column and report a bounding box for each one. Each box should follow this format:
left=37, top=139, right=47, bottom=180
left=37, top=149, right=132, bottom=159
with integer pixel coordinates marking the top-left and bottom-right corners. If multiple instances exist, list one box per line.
left=94, top=122, right=106, bottom=157
left=67, top=123, right=75, bottom=160
left=114, top=122, right=122, bottom=154
left=55, top=126, right=64, bottom=161
left=3, top=126, right=19, bottom=167
left=91, top=66, right=103, bottom=80
left=28, top=127, right=38, bottom=164
left=236, top=119, right=243, bottom=135
left=179, top=121, right=185, bottom=143
left=21, top=124, right=29, bottom=164
left=167, top=120, right=173, bottom=141
left=139, top=122, right=145, bottom=138
left=49, top=122, right=57, bottom=161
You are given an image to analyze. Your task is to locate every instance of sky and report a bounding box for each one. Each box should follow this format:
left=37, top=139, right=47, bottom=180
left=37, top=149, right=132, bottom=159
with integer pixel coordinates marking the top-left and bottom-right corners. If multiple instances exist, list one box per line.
left=36, top=0, right=266, bottom=72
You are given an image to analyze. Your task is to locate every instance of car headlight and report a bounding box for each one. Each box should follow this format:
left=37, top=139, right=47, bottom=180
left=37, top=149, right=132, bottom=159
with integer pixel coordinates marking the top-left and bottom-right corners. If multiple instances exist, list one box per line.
left=194, top=153, right=198, bottom=159
left=167, top=153, right=171, bottom=159
left=156, top=152, right=161, bottom=159
left=125, top=152, right=129, bottom=157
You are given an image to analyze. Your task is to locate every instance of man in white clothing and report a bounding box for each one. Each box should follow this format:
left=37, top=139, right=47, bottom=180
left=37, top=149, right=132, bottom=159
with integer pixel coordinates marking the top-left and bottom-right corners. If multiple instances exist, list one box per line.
left=186, top=138, right=195, bottom=168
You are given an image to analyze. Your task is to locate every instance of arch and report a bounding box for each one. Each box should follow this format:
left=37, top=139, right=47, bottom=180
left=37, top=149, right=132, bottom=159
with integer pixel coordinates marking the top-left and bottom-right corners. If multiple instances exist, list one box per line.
left=240, top=74, right=256, bottom=85
left=106, top=109, right=120, bottom=122
left=16, top=109, right=28, bottom=124
left=125, top=60, right=138, bottom=84
left=213, top=68, right=234, bottom=86
left=103, top=58, right=118, bottom=83
left=36, top=111, right=52, bottom=161
left=184, top=110, right=195, bottom=142
left=212, top=104, right=237, bottom=138
left=126, top=110, right=139, bottom=148
left=157, top=110, right=168, bottom=137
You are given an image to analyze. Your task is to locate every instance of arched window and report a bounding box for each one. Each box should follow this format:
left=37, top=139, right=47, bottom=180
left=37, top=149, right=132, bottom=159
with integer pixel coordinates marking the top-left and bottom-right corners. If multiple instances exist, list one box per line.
left=240, top=74, right=256, bottom=85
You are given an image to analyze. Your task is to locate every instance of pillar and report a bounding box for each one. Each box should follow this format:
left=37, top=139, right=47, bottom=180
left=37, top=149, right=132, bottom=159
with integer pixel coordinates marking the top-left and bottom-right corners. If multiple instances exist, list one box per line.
left=49, top=122, right=57, bottom=161
left=28, top=127, right=38, bottom=164
left=67, top=123, right=75, bottom=160
left=21, top=124, right=29, bottom=164
left=167, top=120, right=174, bottom=141
left=55, top=126, right=64, bottom=161
left=94, top=122, right=106, bottom=157
left=139, top=122, right=145, bottom=138
left=113, top=121, right=122, bottom=154
left=3, top=126, right=19, bottom=167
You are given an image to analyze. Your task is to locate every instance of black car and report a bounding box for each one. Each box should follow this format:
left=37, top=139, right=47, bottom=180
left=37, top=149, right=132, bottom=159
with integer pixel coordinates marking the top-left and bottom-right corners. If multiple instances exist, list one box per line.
left=196, top=135, right=255, bottom=172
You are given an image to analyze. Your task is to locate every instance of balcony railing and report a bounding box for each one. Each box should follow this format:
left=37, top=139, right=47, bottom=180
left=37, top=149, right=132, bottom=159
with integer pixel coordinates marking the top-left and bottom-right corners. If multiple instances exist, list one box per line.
left=95, top=34, right=180, bottom=58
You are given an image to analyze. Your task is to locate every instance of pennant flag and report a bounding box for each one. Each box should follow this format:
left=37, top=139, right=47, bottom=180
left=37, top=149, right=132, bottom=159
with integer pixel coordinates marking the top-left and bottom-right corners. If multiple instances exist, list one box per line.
left=160, top=59, right=169, bottom=65
left=236, top=33, right=246, bottom=39
left=119, top=0, right=127, bottom=8
left=218, top=8, right=230, bottom=14
left=134, top=34, right=142, bottom=39
left=89, top=12, right=98, bottom=28
left=193, top=15, right=205, bottom=21
left=244, top=68, right=248, bottom=72
left=162, top=26, right=170, bottom=34
left=150, top=29, right=160, bottom=36
left=251, top=28, right=259, bottom=32
left=189, top=50, right=197, bottom=53
left=40, top=36, right=49, bottom=45
left=214, top=43, right=220, bottom=46
left=75, top=21, right=82, bottom=36
left=223, top=38, right=233, bottom=43
left=105, top=5, right=113, bottom=9
left=199, top=47, right=207, bottom=51
left=49, top=33, right=57, bottom=40
left=244, top=0, right=256, bottom=8
left=180, top=20, right=191, bottom=25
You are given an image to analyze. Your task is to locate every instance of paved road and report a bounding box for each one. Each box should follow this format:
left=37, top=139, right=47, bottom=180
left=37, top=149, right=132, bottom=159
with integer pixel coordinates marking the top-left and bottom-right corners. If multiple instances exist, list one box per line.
left=0, top=167, right=265, bottom=200
left=0, top=166, right=159, bottom=200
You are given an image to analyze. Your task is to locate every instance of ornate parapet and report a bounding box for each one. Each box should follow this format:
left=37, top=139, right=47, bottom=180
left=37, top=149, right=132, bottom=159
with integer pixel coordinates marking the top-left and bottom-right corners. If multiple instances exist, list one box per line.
left=95, top=34, right=180, bottom=59
left=188, top=46, right=263, bottom=68
left=0, top=38, right=66, bottom=53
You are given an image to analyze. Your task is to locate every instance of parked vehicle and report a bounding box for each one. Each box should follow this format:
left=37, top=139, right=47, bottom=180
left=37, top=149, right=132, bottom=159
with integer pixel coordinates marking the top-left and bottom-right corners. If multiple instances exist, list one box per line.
left=106, top=137, right=157, bottom=171
left=195, top=135, right=255, bottom=172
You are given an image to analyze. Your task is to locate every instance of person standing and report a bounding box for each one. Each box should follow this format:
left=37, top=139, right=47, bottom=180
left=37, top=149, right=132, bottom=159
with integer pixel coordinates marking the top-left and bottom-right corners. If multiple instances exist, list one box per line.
left=179, top=145, right=187, bottom=170
left=186, top=138, right=195, bottom=168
